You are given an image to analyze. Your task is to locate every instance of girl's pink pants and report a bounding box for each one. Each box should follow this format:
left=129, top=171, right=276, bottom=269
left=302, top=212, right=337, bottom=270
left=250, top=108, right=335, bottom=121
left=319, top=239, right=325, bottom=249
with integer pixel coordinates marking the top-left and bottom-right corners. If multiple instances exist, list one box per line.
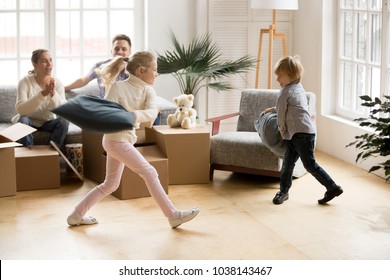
left=73, top=136, right=177, bottom=218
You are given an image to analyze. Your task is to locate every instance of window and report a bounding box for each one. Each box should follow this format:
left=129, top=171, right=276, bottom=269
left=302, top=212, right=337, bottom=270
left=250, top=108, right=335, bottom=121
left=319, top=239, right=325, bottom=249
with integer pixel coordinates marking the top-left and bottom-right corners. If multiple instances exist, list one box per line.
left=337, top=0, right=389, bottom=119
left=0, top=0, right=144, bottom=85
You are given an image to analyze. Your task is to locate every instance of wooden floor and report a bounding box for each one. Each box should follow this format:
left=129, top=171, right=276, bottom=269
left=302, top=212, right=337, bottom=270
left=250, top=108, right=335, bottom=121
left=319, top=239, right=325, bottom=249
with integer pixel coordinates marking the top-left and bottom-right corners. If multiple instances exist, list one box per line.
left=1, top=151, right=389, bottom=260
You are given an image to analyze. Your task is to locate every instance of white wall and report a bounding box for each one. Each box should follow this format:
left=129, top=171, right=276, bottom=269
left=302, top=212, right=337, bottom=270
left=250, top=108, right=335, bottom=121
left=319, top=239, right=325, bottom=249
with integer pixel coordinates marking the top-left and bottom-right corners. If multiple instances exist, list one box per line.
left=146, top=0, right=197, bottom=103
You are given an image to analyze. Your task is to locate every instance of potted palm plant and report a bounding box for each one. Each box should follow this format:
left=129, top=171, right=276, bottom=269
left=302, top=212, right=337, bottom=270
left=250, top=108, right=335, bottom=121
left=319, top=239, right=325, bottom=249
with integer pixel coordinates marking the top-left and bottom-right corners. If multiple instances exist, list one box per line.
left=157, top=31, right=256, bottom=98
left=347, top=95, right=390, bottom=181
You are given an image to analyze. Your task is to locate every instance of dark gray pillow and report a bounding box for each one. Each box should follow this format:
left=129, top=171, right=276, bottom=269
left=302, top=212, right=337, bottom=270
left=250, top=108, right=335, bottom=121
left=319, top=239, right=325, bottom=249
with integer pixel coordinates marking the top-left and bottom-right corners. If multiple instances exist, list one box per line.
left=52, top=95, right=134, bottom=133
left=254, top=111, right=286, bottom=158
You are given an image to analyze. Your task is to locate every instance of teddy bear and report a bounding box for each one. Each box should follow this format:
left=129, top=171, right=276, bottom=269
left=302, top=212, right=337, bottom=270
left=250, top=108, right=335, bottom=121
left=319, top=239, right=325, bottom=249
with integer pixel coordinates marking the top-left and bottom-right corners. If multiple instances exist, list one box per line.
left=167, top=94, right=197, bottom=129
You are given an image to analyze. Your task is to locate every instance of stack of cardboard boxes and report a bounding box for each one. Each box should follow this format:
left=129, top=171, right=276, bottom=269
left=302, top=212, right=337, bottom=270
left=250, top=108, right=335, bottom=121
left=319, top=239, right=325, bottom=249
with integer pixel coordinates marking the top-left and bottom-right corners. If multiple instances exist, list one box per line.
left=82, top=125, right=210, bottom=200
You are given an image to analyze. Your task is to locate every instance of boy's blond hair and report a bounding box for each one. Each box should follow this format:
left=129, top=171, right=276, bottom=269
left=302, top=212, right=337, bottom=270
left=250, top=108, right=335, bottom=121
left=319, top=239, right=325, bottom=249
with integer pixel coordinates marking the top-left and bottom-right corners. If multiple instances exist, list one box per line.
left=274, top=55, right=304, bottom=83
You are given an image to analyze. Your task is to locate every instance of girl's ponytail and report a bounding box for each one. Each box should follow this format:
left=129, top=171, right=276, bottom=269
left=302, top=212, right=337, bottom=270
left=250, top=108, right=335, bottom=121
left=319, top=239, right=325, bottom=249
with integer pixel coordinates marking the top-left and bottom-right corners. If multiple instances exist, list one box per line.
left=95, top=56, right=128, bottom=90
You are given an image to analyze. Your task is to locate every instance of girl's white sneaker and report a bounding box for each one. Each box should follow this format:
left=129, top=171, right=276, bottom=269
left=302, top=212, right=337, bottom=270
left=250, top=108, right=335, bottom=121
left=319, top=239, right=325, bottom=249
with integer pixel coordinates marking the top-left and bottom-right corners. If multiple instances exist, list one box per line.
left=168, top=208, right=200, bottom=228
left=67, top=214, right=98, bottom=226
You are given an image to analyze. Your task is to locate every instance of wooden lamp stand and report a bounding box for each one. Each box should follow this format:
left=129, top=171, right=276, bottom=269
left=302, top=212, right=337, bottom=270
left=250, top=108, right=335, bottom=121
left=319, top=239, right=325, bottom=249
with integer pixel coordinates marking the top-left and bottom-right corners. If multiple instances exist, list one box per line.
left=255, top=10, right=287, bottom=89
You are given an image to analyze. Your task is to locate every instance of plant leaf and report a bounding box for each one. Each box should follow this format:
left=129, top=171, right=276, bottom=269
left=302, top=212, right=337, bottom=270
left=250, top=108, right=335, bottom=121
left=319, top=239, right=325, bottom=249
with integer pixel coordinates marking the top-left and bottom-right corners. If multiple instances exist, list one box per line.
left=156, top=30, right=256, bottom=98
left=348, top=95, right=390, bottom=181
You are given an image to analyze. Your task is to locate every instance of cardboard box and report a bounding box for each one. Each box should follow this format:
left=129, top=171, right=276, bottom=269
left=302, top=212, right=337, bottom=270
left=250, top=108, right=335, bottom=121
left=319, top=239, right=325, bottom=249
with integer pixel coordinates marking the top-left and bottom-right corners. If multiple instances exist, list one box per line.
left=110, top=145, right=169, bottom=200
left=0, top=147, right=18, bottom=197
left=146, top=125, right=210, bottom=185
left=82, top=130, right=105, bottom=183
left=15, top=145, right=60, bottom=191
left=82, top=128, right=155, bottom=183
left=135, top=128, right=155, bottom=147
left=0, top=123, right=36, bottom=197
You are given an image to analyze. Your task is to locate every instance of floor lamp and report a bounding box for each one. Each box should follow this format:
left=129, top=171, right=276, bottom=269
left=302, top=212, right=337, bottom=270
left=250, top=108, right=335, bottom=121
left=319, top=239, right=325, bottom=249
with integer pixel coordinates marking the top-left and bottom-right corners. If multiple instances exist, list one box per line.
left=251, top=0, right=299, bottom=89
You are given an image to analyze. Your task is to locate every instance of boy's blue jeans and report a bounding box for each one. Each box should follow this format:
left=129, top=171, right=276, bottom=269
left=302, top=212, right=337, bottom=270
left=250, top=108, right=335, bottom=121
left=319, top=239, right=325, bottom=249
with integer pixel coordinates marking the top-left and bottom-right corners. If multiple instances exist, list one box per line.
left=280, top=133, right=336, bottom=194
left=17, top=115, right=69, bottom=147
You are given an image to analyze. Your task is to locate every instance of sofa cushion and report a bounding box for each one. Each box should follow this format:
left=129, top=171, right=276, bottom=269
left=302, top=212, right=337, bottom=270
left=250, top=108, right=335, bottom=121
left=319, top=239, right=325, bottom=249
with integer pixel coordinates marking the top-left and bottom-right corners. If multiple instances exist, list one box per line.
left=210, top=131, right=280, bottom=171
left=52, top=95, right=134, bottom=133
left=237, top=90, right=280, bottom=132
left=0, top=85, right=17, bottom=123
left=65, top=82, right=101, bottom=100
left=156, top=96, right=176, bottom=125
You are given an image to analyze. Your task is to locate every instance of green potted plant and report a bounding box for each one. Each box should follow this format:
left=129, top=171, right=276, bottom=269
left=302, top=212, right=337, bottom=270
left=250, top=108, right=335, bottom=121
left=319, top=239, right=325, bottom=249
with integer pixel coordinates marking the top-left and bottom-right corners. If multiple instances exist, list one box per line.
left=157, top=31, right=256, bottom=98
left=347, top=95, right=390, bottom=181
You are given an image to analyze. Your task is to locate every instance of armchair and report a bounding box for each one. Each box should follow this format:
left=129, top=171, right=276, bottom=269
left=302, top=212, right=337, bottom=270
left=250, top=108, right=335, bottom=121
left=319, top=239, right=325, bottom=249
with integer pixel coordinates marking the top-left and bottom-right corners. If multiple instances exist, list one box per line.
left=206, top=89, right=316, bottom=180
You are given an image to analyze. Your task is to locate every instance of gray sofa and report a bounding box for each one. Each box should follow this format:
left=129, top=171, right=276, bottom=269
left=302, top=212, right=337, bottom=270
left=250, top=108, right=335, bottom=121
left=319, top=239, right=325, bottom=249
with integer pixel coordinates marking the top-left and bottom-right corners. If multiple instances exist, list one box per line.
left=207, top=89, right=316, bottom=179
left=0, top=82, right=176, bottom=145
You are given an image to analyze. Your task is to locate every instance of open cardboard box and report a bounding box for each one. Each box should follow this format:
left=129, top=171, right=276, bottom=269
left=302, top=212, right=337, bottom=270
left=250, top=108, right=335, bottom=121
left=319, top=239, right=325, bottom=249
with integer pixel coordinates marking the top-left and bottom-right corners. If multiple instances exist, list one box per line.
left=0, top=123, right=36, bottom=197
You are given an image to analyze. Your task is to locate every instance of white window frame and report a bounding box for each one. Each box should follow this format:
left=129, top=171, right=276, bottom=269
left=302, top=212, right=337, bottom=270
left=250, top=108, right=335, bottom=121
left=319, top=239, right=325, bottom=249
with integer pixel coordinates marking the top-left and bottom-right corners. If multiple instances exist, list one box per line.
left=0, top=0, right=145, bottom=84
left=337, top=0, right=390, bottom=120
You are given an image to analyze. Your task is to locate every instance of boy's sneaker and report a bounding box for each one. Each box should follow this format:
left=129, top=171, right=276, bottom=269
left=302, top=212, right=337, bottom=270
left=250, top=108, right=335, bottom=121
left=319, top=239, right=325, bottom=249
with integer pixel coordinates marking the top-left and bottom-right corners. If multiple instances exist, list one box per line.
left=272, top=191, right=289, bottom=205
left=168, top=208, right=200, bottom=228
left=318, top=185, right=343, bottom=204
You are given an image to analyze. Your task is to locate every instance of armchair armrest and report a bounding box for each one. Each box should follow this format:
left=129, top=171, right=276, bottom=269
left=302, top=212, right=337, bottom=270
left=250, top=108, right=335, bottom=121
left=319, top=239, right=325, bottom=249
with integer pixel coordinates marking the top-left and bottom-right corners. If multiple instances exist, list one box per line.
left=206, top=112, right=239, bottom=135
